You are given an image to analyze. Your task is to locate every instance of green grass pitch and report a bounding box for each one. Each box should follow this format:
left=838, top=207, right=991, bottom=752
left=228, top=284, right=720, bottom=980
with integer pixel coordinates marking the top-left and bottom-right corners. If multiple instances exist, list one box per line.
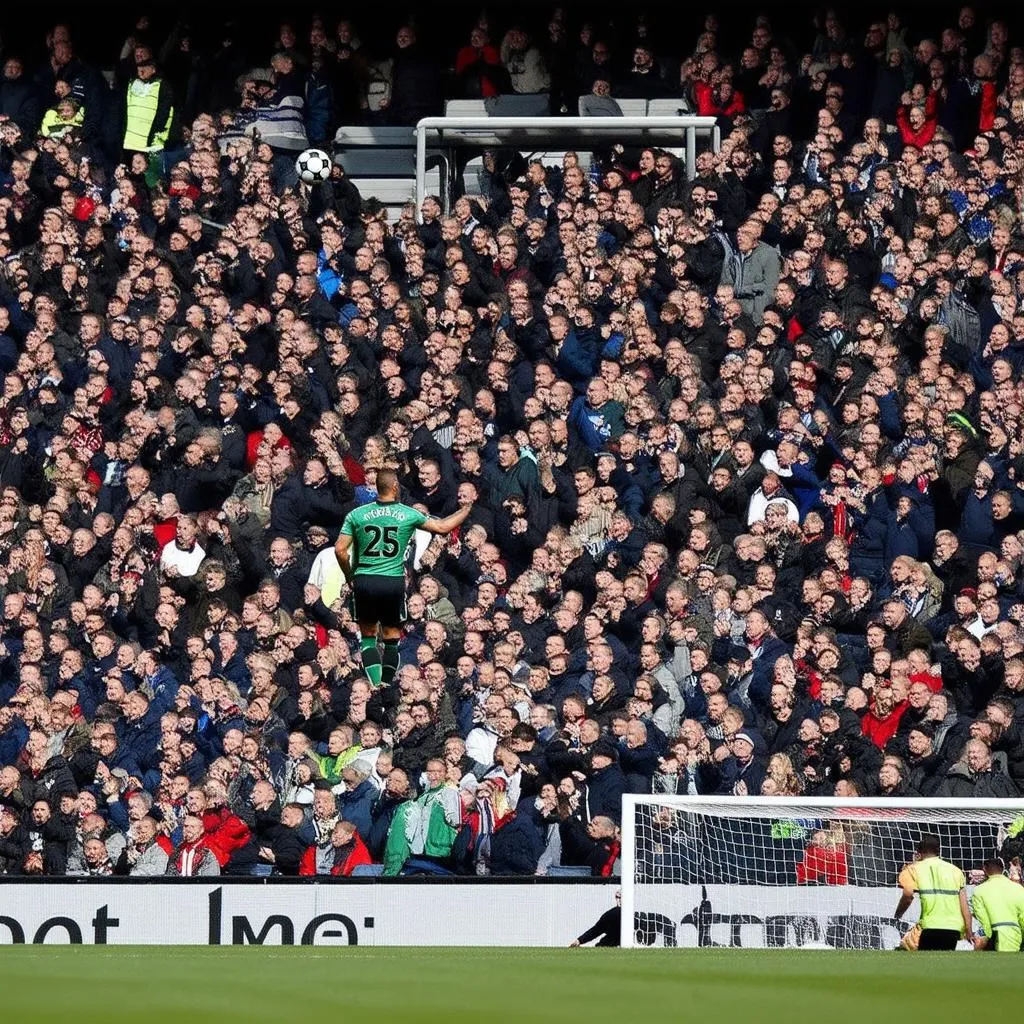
left=0, top=947, right=1014, bottom=1023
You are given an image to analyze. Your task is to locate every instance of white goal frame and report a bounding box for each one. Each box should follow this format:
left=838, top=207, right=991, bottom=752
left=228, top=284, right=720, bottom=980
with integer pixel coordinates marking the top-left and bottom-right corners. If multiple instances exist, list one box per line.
left=620, top=795, right=1024, bottom=948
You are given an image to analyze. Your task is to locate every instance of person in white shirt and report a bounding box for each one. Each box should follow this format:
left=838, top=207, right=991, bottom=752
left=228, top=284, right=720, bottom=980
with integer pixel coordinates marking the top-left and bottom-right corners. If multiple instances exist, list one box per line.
left=159, top=515, right=206, bottom=577
left=747, top=474, right=799, bottom=525
left=306, top=541, right=345, bottom=607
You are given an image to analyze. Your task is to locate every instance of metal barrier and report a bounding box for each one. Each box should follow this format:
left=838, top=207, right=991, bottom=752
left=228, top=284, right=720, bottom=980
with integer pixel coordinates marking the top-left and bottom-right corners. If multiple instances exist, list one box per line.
left=414, top=115, right=721, bottom=220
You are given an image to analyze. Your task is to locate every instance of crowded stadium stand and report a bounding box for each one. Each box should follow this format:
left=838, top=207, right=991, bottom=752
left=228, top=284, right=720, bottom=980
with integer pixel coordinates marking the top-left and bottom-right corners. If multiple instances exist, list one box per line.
left=1, top=3, right=1024, bottom=899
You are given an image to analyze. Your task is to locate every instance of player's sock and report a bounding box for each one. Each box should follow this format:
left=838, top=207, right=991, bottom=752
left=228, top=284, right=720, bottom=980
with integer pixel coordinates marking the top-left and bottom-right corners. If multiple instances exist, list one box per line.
left=360, top=637, right=382, bottom=686
left=380, top=640, right=401, bottom=686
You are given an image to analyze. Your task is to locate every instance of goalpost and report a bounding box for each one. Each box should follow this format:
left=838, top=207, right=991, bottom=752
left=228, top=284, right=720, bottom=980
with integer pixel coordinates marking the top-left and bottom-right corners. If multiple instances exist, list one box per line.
left=620, top=796, right=1024, bottom=949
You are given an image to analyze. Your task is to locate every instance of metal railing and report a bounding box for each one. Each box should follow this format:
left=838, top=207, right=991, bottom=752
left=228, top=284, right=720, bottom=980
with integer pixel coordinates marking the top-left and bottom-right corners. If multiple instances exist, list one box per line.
left=413, top=115, right=721, bottom=220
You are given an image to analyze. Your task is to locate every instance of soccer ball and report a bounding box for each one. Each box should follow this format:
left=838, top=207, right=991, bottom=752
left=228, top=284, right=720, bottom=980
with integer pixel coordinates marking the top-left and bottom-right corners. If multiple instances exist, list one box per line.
left=295, top=148, right=332, bottom=184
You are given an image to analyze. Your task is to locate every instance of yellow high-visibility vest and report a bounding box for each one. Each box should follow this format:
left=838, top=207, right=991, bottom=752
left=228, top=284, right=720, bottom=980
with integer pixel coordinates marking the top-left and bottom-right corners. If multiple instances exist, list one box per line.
left=123, top=77, right=173, bottom=153
left=41, top=106, right=84, bottom=138
left=912, top=856, right=966, bottom=933
left=971, top=874, right=1024, bottom=952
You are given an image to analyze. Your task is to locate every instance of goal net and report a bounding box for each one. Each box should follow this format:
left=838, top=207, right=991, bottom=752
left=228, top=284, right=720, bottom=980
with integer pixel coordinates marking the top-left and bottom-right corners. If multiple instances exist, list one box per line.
left=620, top=796, right=1024, bottom=949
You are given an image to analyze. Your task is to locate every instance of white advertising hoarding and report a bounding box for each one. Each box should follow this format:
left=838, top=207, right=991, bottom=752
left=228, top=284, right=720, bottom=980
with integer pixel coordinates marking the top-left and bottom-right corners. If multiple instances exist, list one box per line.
left=632, top=884, right=924, bottom=949
left=0, top=882, right=616, bottom=946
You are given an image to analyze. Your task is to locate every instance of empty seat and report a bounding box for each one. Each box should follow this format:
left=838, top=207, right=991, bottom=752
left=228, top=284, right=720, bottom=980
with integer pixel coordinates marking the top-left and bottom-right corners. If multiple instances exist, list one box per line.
left=333, top=125, right=417, bottom=148
left=647, top=97, right=694, bottom=116
left=446, top=95, right=551, bottom=118
left=444, top=99, right=488, bottom=117
left=485, top=94, right=550, bottom=117
left=333, top=125, right=419, bottom=179
left=350, top=863, right=385, bottom=877
left=336, top=149, right=418, bottom=177
left=461, top=156, right=486, bottom=196
left=355, top=179, right=414, bottom=204
left=615, top=98, right=650, bottom=118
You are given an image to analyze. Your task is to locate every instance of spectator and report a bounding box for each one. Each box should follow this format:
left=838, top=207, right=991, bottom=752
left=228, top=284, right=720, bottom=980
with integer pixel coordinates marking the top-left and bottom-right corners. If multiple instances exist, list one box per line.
left=795, top=827, right=849, bottom=884
left=299, top=819, right=373, bottom=876
left=455, top=29, right=509, bottom=99
left=121, top=45, right=175, bottom=156
left=386, top=26, right=443, bottom=126
left=720, top=221, right=780, bottom=325
left=936, top=739, right=1019, bottom=798
left=500, top=27, right=550, bottom=95
left=559, top=813, right=620, bottom=876
left=167, top=814, right=220, bottom=876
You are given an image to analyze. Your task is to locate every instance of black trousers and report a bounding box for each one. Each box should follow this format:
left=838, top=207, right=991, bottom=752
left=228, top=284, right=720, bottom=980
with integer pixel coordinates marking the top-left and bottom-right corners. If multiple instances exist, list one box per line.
left=918, top=928, right=960, bottom=951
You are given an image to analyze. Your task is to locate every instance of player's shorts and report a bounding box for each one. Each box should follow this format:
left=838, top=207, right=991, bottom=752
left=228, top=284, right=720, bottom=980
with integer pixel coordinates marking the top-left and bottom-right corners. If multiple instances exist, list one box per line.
left=352, top=574, right=406, bottom=628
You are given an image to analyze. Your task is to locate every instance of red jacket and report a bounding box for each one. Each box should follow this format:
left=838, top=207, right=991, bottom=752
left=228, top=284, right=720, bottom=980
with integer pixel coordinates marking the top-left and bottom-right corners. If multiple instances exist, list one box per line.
left=693, top=80, right=746, bottom=117
left=454, top=45, right=504, bottom=98
left=909, top=671, right=942, bottom=693
left=979, top=80, right=998, bottom=132
left=202, top=807, right=251, bottom=867
left=170, top=838, right=219, bottom=876
left=245, top=430, right=292, bottom=469
left=861, top=700, right=909, bottom=749
left=796, top=844, right=849, bottom=885
left=598, top=839, right=621, bottom=878
left=152, top=517, right=177, bottom=553
left=298, top=834, right=373, bottom=876
left=896, top=93, right=938, bottom=147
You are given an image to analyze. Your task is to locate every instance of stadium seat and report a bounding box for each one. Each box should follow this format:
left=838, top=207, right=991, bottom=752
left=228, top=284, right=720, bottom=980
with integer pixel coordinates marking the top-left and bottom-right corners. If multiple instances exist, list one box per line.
left=350, top=863, right=385, bottom=877
left=333, top=125, right=423, bottom=180
left=333, top=126, right=417, bottom=148
left=578, top=96, right=624, bottom=116
left=615, top=98, right=650, bottom=118
left=400, top=858, right=454, bottom=876
left=335, top=149, right=419, bottom=177
left=647, top=97, right=694, bottom=116
left=444, top=99, right=488, bottom=118
left=484, top=94, right=551, bottom=117
left=461, top=157, right=487, bottom=196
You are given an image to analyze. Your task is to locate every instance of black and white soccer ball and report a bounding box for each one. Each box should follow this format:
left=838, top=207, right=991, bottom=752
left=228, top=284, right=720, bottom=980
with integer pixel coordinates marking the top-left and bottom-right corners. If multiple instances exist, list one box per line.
left=295, top=148, right=332, bottom=184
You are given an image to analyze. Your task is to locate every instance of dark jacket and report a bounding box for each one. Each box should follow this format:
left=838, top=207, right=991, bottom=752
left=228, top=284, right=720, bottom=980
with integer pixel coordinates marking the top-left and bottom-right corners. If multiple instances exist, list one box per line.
left=935, top=764, right=1018, bottom=799
left=337, top=779, right=375, bottom=840
left=259, top=822, right=307, bottom=875
left=270, top=475, right=352, bottom=541
left=489, top=807, right=545, bottom=875
left=392, top=724, right=444, bottom=778
left=584, top=762, right=626, bottom=824
left=558, top=816, right=619, bottom=876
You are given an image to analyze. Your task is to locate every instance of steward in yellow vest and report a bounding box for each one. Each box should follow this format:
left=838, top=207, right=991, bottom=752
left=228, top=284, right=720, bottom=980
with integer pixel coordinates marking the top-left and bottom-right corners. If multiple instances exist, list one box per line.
left=971, top=858, right=1024, bottom=951
left=894, top=835, right=972, bottom=951
left=122, top=51, right=174, bottom=155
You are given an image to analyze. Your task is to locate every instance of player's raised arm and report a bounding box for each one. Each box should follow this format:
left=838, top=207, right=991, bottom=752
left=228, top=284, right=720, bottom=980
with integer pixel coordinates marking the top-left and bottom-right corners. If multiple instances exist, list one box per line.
left=420, top=503, right=473, bottom=535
